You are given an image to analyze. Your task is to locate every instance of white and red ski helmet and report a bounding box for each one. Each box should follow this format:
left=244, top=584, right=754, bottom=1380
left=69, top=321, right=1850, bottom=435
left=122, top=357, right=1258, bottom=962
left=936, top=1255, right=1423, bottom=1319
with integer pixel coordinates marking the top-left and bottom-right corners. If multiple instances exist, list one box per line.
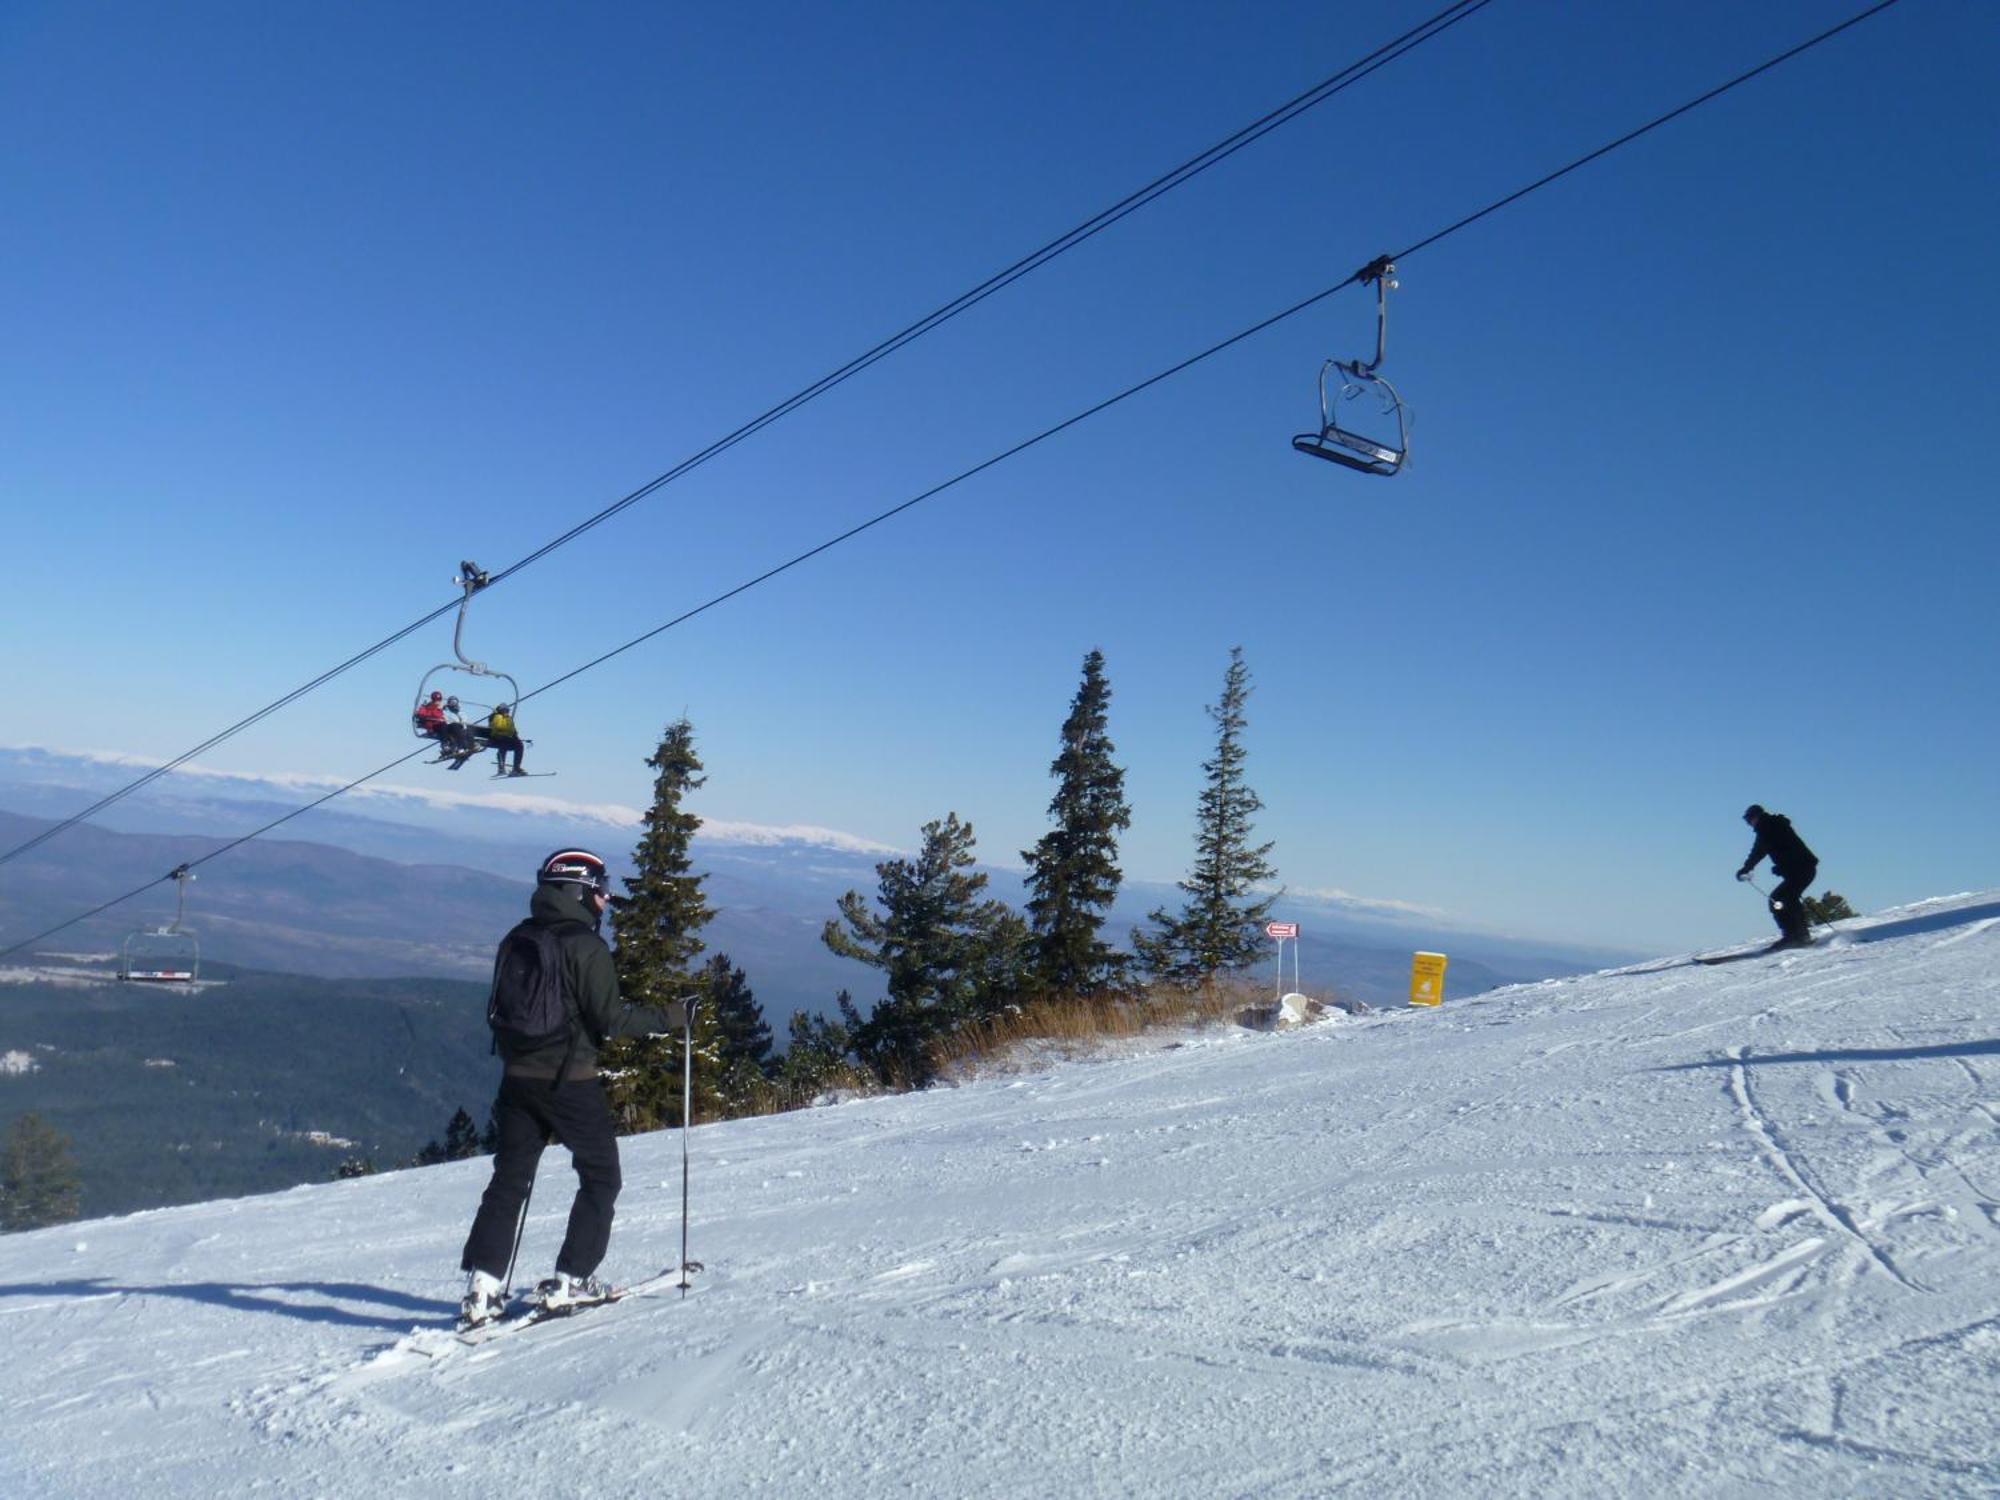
left=537, top=848, right=610, bottom=899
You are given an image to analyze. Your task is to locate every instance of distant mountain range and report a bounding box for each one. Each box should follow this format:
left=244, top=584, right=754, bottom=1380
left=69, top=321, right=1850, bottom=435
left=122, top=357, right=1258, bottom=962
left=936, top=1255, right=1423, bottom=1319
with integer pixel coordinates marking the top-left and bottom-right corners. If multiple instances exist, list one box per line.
left=0, top=745, right=1637, bottom=1019
left=0, top=963, right=494, bottom=1218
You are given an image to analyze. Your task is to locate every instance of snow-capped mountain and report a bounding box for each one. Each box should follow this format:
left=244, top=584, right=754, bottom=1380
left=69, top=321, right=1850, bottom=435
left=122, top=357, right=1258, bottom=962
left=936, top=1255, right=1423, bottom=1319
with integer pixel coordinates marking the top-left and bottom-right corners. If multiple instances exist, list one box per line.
left=0, top=746, right=1626, bottom=1018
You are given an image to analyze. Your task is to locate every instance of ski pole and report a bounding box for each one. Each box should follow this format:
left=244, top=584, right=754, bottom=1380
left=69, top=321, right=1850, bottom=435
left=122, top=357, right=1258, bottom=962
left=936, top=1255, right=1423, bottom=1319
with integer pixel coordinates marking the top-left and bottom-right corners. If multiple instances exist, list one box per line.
left=679, top=993, right=703, bottom=1295
left=1743, top=871, right=1827, bottom=932
left=1741, top=871, right=1783, bottom=924
left=503, top=1172, right=535, bottom=1297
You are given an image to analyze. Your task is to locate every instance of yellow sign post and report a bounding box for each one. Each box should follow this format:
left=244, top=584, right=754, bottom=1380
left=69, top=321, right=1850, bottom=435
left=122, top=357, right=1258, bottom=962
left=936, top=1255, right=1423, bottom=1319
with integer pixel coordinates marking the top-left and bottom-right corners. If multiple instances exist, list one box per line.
left=1409, top=951, right=1448, bottom=1007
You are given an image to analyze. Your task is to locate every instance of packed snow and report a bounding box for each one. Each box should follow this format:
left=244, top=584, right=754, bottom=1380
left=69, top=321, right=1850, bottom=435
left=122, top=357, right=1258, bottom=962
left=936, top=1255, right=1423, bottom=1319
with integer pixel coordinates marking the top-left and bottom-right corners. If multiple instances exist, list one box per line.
left=0, top=894, right=1994, bottom=1497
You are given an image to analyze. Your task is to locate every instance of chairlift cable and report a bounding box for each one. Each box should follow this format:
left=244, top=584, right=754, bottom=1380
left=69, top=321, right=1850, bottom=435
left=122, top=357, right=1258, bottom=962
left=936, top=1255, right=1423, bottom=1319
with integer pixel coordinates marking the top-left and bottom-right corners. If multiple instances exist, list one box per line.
left=0, top=0, right=1498, bottom=873
left=1390, top=0, right=1907, bottom=265
left=0, top=0, right=1910, bottom=963
left=0, top=747, right=436, bottom=963
left=475, top=0, right=1500, bottom=588
left=12, top=882, right=176, bottom=961
left=519, top=279, right=1366, bottom=703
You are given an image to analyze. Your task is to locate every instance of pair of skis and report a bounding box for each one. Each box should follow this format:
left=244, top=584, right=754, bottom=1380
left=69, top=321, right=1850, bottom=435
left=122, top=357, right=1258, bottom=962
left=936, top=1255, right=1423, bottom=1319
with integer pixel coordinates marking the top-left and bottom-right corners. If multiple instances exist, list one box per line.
left=1692, top=936, right=1818, bottom=966
left=456, top=1264, right=700, bottom=1345
left=1694, top=876, right=1829, bottom=965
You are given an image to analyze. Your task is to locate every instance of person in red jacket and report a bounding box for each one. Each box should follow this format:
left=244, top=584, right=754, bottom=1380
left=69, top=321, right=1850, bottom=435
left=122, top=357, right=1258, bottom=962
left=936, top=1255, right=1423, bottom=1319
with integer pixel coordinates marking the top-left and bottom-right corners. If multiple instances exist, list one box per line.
left=413, top=690, right=448, bottom=741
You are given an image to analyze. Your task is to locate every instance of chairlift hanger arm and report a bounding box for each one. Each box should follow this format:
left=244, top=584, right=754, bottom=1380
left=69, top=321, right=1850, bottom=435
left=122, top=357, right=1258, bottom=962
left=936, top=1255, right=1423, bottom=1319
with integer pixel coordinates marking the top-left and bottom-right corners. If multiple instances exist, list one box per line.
left=451, top=560, right=494, bottom=671
left=1348, top=254, right=1396, bottom=375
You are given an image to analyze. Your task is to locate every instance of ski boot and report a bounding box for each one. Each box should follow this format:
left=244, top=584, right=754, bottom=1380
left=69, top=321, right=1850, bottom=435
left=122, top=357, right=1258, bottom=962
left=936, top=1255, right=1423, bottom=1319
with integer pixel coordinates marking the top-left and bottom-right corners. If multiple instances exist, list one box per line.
left=534, top=1272, right=614, bottom=1313
left=459, top=1269, right=508, bottom=1330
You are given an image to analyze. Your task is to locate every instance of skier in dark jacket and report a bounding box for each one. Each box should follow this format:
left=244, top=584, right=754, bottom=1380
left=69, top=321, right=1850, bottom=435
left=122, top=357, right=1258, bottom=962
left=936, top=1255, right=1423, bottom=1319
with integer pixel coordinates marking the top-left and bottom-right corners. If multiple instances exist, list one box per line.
left=1737, top=805, right=1819, bottom=949
left=458, top=848, right=686, bottom=1327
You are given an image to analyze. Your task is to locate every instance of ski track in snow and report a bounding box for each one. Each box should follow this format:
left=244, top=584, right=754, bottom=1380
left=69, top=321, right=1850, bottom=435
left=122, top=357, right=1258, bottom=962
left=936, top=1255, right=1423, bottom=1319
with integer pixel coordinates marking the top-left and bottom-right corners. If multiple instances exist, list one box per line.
left=0, top=894, right=1995, bottom=1497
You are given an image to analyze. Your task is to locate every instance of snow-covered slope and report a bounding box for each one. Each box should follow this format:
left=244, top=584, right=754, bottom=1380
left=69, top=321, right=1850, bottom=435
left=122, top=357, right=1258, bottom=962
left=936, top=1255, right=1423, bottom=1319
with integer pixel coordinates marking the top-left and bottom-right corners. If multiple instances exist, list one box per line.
left=2, top=895, right=1994, bottom=1497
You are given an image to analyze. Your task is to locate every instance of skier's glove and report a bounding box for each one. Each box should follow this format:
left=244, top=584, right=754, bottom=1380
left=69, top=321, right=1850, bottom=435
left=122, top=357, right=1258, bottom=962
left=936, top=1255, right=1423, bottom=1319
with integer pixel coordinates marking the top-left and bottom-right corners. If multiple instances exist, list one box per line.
left=1736, top=869, right=1752, bottom=882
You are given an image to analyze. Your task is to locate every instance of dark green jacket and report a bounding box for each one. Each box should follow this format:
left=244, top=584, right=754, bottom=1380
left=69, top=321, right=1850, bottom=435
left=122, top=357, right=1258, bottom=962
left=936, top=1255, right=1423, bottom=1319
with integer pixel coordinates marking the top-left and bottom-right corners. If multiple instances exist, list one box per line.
left=503, top=884, right=685, bottom=1081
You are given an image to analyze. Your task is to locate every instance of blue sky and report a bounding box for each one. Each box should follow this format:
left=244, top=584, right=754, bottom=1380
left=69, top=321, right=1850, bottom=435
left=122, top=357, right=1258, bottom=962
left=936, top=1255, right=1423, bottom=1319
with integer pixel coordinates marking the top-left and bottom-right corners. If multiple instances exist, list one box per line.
left=3, top=0, right=1995, bottom=953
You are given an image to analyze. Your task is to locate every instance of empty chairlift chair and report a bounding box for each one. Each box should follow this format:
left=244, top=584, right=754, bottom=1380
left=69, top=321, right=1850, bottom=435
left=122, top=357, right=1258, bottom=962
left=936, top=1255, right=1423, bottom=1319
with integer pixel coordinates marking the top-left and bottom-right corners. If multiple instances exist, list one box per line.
left=1292, top=256, right=1411, bottom=477
left=120, top=864, right=199, bottom=984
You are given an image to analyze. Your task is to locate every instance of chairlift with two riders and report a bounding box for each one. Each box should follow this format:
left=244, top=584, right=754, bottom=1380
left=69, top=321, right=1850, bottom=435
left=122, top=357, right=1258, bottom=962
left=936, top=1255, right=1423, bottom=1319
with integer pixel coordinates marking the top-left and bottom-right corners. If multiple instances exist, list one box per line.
left=120, top=863, right=199, bottom=984
left=1293, top=255, right=1410, bottom=477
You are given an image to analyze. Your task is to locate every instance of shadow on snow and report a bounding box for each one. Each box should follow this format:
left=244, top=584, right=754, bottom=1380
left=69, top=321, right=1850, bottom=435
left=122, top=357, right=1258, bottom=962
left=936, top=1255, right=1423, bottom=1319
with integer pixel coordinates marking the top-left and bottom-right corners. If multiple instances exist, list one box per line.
left=1847, top=900, right=2000, bottom=945
left=0, top=1277, right=452, bottom=1330
left=1659, top=1039, right=2000, bottom=1070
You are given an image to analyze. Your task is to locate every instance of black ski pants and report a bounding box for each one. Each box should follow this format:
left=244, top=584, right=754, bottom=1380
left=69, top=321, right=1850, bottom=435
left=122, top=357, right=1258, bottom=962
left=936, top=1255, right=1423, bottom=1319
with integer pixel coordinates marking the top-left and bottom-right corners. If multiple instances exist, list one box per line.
left=460, top=1073, right=622, bottom=1282
left=1769, top=861, right=1818, bottom=943
left=487, top=732, right=524, bottom=772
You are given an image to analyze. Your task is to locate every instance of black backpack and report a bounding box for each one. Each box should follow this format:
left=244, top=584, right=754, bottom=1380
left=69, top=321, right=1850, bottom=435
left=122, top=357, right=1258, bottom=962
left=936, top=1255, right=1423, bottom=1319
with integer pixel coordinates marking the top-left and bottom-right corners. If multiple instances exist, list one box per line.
left=487, top=919, right=590, bottom=1060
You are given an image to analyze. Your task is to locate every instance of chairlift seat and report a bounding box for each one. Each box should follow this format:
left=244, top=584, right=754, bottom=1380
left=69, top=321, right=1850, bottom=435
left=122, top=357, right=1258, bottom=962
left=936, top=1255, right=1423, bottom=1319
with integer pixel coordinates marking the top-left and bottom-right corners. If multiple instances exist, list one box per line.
left=1292, top=429, right=1404, bottom=476
left=121, top=927, right=199, bottom=984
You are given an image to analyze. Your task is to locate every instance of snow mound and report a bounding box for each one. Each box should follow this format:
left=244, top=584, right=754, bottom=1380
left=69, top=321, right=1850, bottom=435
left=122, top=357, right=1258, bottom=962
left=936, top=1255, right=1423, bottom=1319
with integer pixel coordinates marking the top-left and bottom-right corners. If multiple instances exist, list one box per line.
left=0, top=892, right=1994, bottom=1497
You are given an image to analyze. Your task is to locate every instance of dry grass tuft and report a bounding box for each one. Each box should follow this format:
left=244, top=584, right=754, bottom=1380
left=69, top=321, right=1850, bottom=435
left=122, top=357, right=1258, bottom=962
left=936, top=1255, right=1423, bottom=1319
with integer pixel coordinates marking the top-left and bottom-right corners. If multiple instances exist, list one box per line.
left=722, top=1061, right=884, bottom=1118
left=928, top=975, right=1321, bottom=1081
left=695, top=977, right=1349, bottom=1124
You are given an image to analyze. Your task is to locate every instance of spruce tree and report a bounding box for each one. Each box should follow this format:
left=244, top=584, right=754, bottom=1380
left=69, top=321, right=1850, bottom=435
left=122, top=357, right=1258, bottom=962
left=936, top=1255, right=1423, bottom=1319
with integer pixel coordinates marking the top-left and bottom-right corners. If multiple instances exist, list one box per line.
left=1, top=1113, right=81, bottom=1231
left=823, top=813, right=1028, bottom=1084
left=1135, top=646, right=1278, bottom=986
left=1022, top=649, right=1133, bottom=1000
left=605, top=718, right=723, bottom=1131
left=779, top=1005, right=855, bottom=1098
left=704, top=952, right=774, bottom=1113
left=610, top=718, right=713, bottom=1002
left=443, top=1107, right=483, bottom=1160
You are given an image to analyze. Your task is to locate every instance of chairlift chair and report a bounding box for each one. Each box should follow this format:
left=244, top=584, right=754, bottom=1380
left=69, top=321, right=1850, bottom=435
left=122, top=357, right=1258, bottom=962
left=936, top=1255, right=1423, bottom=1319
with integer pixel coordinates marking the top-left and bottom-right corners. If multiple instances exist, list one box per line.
left=120, top=864, right=199, bottom=984
left=1292, top=256, right=1411, bottom=477
left=412, top=561, right=522, bottom=761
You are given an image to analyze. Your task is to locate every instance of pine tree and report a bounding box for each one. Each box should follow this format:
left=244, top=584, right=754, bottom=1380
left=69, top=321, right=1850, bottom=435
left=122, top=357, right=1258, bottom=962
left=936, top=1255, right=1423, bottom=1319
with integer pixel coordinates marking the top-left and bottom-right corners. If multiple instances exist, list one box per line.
left=1022, top=649, right=1133, bottom=1000
left=704, top=953, right=772, bottom=1073
left=443, top=1107, right=483, bottom=1161
left=1, top=1113, right=81, bottom=1231
left=604, top=718, right=723, bottom=1131
left=610, top=718, right=714, bottom=1003
left=1135, top=646, right=1278, bottom=986
left=704, top=952, right=774, bottom=1113
left=824, top=813, right=1029, bottom=1084
left=779, top=1005, right=856, bottom=1098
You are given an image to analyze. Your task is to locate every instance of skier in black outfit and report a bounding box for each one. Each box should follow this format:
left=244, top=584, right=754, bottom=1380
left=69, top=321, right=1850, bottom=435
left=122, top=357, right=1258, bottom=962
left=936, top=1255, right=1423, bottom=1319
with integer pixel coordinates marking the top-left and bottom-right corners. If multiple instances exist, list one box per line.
left=1737, top=805, right=1819, bottom=949
left=458, top=848, right=686, bottom=1327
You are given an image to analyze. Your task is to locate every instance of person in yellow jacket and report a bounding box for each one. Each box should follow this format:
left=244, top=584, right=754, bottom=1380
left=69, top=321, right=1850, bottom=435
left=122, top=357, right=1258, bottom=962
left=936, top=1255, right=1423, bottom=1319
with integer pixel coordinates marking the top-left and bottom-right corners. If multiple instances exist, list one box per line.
left=487, top=703, right=527, bottom=777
